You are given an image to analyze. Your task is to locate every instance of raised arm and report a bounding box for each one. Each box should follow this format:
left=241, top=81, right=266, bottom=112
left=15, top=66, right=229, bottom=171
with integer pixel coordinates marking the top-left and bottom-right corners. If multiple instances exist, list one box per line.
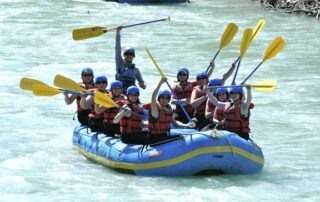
left=221, top=60, right=237, bottom=85
left=115, top=26, right=124, bottom=72
left=241, top=85, right=252, bottom=116
left=150, top=77, right=166, bottom=118
left=204, top=85, right=226, bottom=109
left=207, top=60, right=215, bottom=78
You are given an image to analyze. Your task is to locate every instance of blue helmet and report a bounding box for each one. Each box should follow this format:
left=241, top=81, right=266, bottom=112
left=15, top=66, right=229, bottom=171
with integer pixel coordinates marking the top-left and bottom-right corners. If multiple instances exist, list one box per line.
left=123, top=47, right=135, bottom=57
left=177, top=67, right=189, bottom=81
left=229, top=86, right=244, bottom=95
left=157, top=89, right=171, bottom=101
left=196, top=71, right=208, bottom=80
left=95, top=75, right=108, bottom=83
left=110, top=80, right=123, bottom=89
left=215, top=87, right=229, bottom=97
left=209, top=78, right=222, bottom=86
left=127, top=86, right=139, bottom=95
left=81, top=67, right=93, bottom=75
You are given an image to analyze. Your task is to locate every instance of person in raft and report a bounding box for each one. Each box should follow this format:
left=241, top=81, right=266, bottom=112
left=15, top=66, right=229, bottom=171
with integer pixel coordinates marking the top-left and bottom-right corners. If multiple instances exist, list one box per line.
left=204, top=61, right=237, bottom=120
left=204, top=84, right=252, bottom=140
left=80, top=76, right=109, bottom=133
left=190, top=61, right=215, bottom=130
left=64, top=67, right=95, bottom=126
left=113, top=86, right=147, bottom=144
left=202, top=87, right=229, bottom=131
left=148, top=77, right=196, bottom=145
left=171, top=67, right=196, bottom=124
left=95, top=80, right=127, bottom=137
left=115, top=26, right=146, bottom=94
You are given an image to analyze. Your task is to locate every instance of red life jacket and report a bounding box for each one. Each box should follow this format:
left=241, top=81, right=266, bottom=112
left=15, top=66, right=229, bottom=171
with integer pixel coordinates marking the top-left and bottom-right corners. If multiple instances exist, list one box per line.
left=223, top=103, right=251, bottom=134
left=103, top=95, right=126, bottom=124
left=192, top=86, right=207, bottom=117
left=76, top=82, right=95, bottom=112
left=120, top=103, right=144, bottom=135
left=214, top=107, right=224, bottom=122
left=206, top=99, right=216, bottom=115
left=173, top=81, right=196, bottom=114
left=148, top=103, right=173, bottom=136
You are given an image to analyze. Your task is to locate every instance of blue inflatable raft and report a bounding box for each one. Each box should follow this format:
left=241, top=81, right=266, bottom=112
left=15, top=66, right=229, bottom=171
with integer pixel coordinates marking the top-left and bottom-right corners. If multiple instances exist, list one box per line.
left=72, top=126, right=264, bottom=176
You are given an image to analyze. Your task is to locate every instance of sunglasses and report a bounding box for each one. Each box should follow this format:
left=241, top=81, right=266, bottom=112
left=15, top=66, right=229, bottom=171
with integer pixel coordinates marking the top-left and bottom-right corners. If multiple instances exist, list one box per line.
left=160, top=95, right=171, bottom=100
left=82, top=74, right=93, bottom=76
left=128, top=93, right=139, bottom=96
left=230, top=92, right=239, bottom=95
left=96, top=81, right=107, bottom=84
left=178, top=73, right=187, bottom=76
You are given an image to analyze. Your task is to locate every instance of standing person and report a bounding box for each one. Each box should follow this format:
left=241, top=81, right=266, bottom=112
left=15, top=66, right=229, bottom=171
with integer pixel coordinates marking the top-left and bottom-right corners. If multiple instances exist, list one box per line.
left=64, top=67, right=95, bottom=126
left=171, top=67, right=197, bottom=124
left=113, top=86, right=146, bottom=144
left=204, top=85, right=253, bottom=140
left=149, top=77, right=195, bottom=144
left=80, top=76, right=108, bottom=132
left=115, top=26, right=146, bottom=94
left=95, top=80, right=127, bottom=137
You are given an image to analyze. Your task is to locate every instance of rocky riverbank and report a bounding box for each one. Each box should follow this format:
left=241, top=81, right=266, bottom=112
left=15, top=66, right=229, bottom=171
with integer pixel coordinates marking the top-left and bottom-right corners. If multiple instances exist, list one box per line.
left=258, top=0, right=320, bottom=20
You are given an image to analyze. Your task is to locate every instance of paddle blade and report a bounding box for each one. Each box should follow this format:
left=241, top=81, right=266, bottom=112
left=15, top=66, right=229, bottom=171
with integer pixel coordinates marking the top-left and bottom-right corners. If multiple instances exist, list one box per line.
left=219, top=23, right=238, bottom=50
left=72, top=26, right=107, bottom=41
left=20, top=78, right=48, bottom=91
left=240, top=28, right=253, bottom=59
left=54, top=74, right=86, bottom=92
left=94, top=91, right=119, bottom=108
left=252, top=80, right=277, bottom=91
left=32, top=84, right=62, bottom=96
left=251, top=19, right=265, bottom=42
left=262, top=37, right=286, bottom=62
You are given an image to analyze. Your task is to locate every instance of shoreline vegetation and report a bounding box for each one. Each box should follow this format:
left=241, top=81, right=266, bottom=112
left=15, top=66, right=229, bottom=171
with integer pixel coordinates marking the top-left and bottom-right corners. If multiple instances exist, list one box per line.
left=257, top=0, right=320, bottom=20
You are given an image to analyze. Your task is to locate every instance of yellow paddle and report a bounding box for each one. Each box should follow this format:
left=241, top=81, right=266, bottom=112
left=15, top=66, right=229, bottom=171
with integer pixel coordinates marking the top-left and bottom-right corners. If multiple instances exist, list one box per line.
left=232, top=19, right=266, bottom=84
left=20, top=78, right=49, bottom=91
left=205, top=22, right=238, bottom=72
left=54, top=74, right=88, bottom=92
left=251, top=19, right=265, bottom=42
left=231, top=28, right=253, bottom=84
left=94, top=91, right=146, bottom=118
left=32, top=84, right=64, bottom=96
left=94, top=91, right=119, bottom=108
left=31, top=84, right=82, bottom=97
left=73, top=17, right=170, bottom=41
left=208, top=80, right=277, bottom=92
left=243, top=37, right=286, bottom=83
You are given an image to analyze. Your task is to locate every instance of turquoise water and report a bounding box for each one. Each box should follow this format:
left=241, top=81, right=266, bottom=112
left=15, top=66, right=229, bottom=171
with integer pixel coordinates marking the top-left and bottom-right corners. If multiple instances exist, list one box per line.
left=1, top=0, right=320, bottom=201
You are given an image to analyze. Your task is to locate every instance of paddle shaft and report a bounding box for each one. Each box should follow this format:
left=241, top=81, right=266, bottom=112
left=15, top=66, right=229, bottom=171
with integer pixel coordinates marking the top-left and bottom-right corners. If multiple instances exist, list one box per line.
left=242, top=61, right=263, bottom=83
left=205, top=50, right=219, bottom=73
left=165, top=80, right=192, bottom=122
left=231, top=58, right=241, bottom=84
left=122, top=18, right=168, bottom=29
left=208, top=83, right=273, bottom=89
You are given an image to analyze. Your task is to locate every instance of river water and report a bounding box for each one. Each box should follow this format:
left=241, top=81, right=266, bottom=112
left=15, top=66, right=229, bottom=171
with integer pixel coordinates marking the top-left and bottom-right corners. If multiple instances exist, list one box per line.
left=1, top=0, right=320, bottom=201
